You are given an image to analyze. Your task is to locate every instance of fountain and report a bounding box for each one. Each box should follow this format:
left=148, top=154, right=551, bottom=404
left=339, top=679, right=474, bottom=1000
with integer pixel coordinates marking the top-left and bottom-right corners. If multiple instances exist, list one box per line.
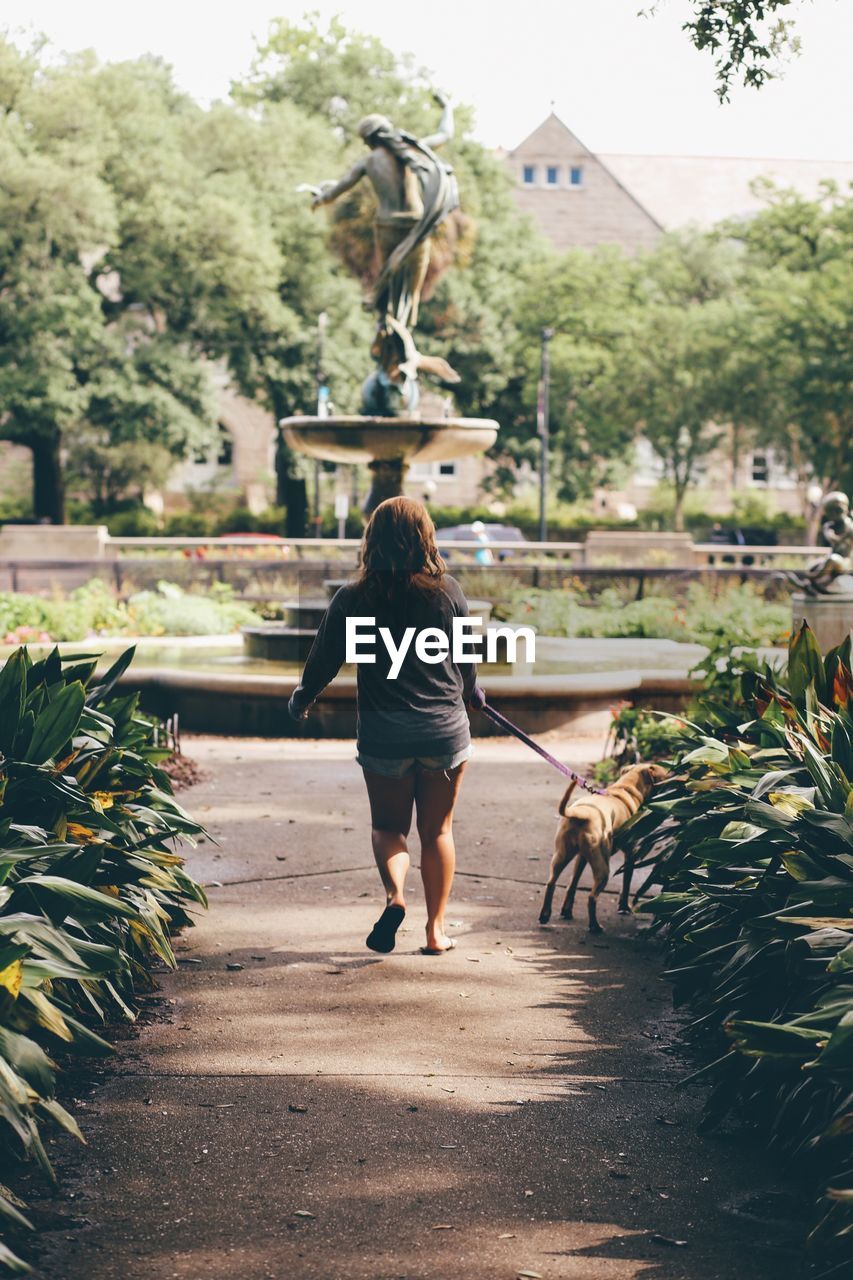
left=245, top=93, right=499, bottom=661
left=281, top=93, right=498, bottom=515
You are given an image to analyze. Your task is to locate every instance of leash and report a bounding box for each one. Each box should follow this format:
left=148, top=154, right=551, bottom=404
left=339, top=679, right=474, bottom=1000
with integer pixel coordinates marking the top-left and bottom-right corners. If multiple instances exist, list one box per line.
left=479, top=701, right=607, bottom=794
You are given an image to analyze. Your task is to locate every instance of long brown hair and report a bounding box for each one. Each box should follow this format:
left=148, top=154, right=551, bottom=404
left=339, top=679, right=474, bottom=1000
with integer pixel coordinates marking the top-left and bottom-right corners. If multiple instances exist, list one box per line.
left=358, top=496, right=445, bottom=602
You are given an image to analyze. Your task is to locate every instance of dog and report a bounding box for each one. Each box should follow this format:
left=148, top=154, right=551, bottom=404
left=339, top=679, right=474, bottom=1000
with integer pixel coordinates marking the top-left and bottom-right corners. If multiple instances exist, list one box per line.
left=538, top=763, right=668, bottom=934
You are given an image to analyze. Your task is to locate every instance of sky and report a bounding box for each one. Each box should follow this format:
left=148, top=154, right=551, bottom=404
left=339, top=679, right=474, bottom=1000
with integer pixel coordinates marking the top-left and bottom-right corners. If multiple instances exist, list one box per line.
left=4, top=0, right=851, bottom=160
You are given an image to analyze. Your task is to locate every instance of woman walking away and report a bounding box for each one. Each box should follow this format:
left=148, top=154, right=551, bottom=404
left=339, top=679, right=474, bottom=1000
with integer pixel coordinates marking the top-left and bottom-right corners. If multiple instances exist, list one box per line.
left=288, top=497, right=483, bottom=955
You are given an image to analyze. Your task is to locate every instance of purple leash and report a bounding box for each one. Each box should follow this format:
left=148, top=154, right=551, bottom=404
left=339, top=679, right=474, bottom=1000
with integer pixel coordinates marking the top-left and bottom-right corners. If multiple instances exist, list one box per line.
left=478, top=700, right=607, bottom=795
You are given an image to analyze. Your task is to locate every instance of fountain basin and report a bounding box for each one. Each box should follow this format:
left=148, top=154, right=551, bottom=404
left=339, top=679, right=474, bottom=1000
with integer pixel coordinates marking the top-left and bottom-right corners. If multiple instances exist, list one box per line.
left=281, top=415, right=499, bottom=465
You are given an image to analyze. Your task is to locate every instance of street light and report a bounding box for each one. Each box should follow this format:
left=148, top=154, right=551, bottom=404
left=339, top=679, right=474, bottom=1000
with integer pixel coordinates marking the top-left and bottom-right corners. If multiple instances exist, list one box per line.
left=313, top=312, right=329, bottom=537
left=538, top=327, right=554, bottom=543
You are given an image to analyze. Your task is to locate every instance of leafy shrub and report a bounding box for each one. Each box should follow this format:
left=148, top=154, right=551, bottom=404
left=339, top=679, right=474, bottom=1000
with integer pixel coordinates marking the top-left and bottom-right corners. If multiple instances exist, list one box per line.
left=125, top=581, right=261, bottom=636
left=104, top=508, right=163, bottom=537
left=621, top=625, right=853, bottom=1267
left=0, top=581, right=262, bottom=644
left=506, top=581, right=790, bottom=648
left=0, top=645, right=206, bottom=1271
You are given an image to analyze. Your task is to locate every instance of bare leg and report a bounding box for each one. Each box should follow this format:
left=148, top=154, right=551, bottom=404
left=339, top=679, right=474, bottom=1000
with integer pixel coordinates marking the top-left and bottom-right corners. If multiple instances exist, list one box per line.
left=415, top=763, right=466, bottom=952
left=362, top=768, right=416, bottom=909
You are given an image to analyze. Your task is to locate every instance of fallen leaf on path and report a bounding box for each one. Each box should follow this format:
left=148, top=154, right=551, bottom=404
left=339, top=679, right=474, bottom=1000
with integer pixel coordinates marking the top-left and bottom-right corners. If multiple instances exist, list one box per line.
left=294, top=1210, right=315, bottom=1219
left=441, top=1087, right=456, bottom=1094
left=226, top=963, right=243, bottom=971
left=288, top=1105, right=307, bottom=1113
left=439, top=1143, right=457, bottom=1149
left=431, top=1224, right=453, bottom=1230
left=649, top=1234, right=687, bottom=1247
left=516, top=1271, right=542, bottom=1278
left=497, top=1232, right=515, bottom=1239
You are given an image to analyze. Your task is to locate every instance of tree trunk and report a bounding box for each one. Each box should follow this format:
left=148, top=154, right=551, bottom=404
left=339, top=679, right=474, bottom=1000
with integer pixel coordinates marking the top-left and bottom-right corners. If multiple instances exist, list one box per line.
left=672, top=485, right=686, bottom=532
left=31, top=435, right=65, bottom=524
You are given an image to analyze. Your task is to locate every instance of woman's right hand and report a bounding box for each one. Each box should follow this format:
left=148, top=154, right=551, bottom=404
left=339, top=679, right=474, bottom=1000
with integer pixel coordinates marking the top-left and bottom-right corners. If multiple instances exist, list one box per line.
left=288, top=692, right=309, bottom=721
left=467, top=685, right=486, bottom=711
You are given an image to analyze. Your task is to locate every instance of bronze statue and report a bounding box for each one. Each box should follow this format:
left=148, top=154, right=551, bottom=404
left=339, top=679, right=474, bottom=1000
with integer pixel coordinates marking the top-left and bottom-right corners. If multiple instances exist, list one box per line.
left=303, top=93, right=460, bottom=414
left=787, top=491, right=853, bottom=596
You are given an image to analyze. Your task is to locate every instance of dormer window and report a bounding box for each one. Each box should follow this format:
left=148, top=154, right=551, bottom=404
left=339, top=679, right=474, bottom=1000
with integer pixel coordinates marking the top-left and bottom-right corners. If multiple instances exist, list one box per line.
left=522, top=164, right=536, bottom=185
left=546, top=165, right=559, bottom=185
left=569, top=166, right=584, bottom=186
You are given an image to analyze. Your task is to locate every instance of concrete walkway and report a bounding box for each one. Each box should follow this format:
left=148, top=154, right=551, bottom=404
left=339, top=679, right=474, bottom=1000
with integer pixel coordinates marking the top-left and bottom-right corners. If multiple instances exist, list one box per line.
left=33, top=736, right=800, bottom=1280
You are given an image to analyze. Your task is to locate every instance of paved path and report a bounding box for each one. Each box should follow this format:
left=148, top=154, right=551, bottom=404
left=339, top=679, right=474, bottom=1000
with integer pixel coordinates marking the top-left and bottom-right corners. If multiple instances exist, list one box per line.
left=33, top=736, right=800, bottom=1280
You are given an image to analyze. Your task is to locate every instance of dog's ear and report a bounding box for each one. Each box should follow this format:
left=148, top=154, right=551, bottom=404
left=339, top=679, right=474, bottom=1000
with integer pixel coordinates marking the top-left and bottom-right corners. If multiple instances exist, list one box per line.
left=641, top=763, right=668, bottom=786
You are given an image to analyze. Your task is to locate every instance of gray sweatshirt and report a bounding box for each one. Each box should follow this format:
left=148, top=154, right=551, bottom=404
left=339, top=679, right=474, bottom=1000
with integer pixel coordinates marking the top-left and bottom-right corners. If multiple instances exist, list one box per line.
left=288, top=575, right=478, bottom=757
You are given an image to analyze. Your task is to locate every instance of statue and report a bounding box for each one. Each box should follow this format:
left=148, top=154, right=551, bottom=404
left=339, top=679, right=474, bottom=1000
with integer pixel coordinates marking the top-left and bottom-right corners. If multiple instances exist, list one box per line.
left=302, top=93, right=461, bottom=414
left=786, top=491, right=853, bottom=596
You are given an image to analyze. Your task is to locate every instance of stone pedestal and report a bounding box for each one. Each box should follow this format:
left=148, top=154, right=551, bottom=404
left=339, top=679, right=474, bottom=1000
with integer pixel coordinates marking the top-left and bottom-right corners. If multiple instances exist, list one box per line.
left=0, top=524, right=113, bottom=561
left=792, top=589, right=853, bottom=652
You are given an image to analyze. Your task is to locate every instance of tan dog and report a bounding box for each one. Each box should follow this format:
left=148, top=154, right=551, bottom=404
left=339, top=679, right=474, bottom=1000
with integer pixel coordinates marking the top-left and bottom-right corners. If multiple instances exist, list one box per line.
left=539, top=763, right=668, bottom=933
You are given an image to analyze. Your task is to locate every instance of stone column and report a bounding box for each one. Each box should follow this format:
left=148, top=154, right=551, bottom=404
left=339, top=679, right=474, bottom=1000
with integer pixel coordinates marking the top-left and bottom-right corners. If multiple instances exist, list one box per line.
left=791, top=592, right=853, bottom=652
left=363, top=458, right=409, bottom=516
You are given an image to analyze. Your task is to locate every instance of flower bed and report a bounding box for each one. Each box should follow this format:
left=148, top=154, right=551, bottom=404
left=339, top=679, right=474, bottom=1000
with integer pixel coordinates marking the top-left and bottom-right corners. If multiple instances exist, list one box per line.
left=620, top=625, right=853, bottom=1269
left=0, top=645, right=206, bottom=1272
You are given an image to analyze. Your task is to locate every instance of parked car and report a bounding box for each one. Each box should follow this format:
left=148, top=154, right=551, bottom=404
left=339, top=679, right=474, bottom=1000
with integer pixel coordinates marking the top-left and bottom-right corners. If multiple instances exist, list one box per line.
left=435, top=522, right=528, bottom=563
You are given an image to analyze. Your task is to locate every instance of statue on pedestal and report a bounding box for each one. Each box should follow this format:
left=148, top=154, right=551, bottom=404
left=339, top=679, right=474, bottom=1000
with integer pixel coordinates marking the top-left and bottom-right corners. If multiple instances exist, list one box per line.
left=787, top=491, right=853, bottom=596
left=303, top=93, right=460, bottom=414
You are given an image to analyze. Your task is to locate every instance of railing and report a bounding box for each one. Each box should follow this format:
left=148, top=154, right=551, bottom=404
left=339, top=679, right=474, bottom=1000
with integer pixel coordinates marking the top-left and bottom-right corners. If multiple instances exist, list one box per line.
left=105, top=535, right=815, bottom=567
left=0, top=536, right=817, bottom=598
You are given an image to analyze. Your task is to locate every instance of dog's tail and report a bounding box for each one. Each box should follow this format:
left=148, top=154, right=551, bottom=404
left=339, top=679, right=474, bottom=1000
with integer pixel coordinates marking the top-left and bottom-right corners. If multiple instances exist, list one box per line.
left=558, top=779, right=578, bottom=816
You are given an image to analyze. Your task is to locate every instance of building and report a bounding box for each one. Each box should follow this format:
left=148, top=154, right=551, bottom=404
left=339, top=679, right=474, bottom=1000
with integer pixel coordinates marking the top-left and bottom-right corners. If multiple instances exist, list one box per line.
left=501, top=113, right=662, bottom=253
left=504, top=112, right=853, bottom=253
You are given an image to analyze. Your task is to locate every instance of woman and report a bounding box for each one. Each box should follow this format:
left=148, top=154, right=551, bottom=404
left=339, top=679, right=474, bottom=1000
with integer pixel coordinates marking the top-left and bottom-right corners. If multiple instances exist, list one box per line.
left=288, top=497, right=483, bottom=956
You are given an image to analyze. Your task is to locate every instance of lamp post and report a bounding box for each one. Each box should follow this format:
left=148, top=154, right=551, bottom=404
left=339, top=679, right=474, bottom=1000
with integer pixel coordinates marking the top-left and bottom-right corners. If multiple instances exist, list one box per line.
left=538, top=327, right=554, bottom=544
left=313, top=311, right=329, bottom=537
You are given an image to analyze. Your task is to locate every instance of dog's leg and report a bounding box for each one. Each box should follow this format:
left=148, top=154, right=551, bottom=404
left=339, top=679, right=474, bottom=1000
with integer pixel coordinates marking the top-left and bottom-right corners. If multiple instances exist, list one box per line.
left=586, top=846, right=610, bottom=935
left=618, top=848, right=634, bottom=914
left=560, top=853, right=586, bottom=919
left=539, top=844, right=569, bottom=925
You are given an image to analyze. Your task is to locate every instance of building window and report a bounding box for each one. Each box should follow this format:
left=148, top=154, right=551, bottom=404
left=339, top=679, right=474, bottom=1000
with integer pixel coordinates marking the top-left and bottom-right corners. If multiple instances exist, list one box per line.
left=410, top=460, right=457, bottom=480
left=522, top=164, right=536, bottom=185
left=217, top=424, right=234, bottom=467
left=546, top=165, right=559, bottom=185
left=751, top=452, right=769, bottom=485
left=569, top=166, right=583, bottom=186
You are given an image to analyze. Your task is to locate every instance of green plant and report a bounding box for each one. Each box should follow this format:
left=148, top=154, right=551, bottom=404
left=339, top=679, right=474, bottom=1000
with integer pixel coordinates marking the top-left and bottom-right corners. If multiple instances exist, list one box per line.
left=126, top=581, right=261, bottom=636
left=620, top=624, right=853, bottom=1267
left=0, top=645, right=206, bottom=1271
left=505, top=581, right=790, bottom=649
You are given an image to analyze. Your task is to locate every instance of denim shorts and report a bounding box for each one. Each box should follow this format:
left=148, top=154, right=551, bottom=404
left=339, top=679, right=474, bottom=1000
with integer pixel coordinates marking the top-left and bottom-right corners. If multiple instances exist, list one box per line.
left=356, top=744, right=473, bottom=778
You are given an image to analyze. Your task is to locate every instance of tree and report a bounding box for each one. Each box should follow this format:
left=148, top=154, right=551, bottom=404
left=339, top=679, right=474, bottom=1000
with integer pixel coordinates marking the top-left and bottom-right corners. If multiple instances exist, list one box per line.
left=647, top=1, right=802, bottom=101
left=719, top=186, right=853, bottom=528
left=0, top=43, right=223, bottom=522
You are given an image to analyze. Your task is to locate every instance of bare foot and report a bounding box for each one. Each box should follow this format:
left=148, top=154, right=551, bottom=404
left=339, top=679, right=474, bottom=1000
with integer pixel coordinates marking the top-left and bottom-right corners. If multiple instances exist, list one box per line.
left=424, top=927, right=454, bottom=953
